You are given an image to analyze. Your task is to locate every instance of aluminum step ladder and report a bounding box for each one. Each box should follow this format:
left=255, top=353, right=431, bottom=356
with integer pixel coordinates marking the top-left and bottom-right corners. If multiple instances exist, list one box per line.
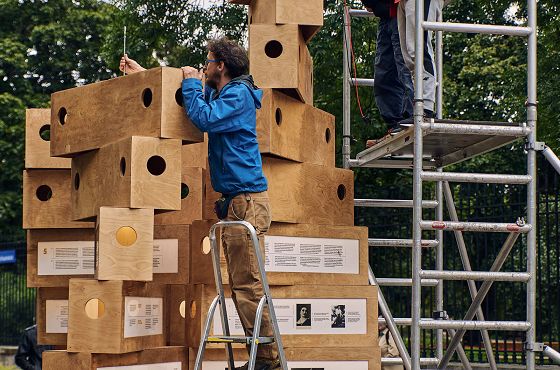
left=193, top=220, right=288, bottom=370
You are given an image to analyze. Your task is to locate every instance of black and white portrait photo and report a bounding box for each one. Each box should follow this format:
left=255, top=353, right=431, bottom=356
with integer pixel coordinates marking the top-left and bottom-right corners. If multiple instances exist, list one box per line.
left=331, top=304, right=346, bottom=328
left=295, top=303, right=311, bottom=327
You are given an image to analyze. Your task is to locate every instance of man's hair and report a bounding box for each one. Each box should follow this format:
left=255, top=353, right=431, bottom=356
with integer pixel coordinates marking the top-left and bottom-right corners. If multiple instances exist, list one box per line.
left=206, top=37, right=249, bottom=79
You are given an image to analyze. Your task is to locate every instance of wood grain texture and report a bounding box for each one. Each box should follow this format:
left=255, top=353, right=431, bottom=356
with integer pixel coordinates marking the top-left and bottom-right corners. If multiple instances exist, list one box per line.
left=95, top=207, right=154, bottom=281
left=50, top=67, right=203, bottom=157
left=189, top=347, right=381, bottom=370
left=25, top=109, right=70, bottom=169
left=165, top=285, right=188, bottom=346
left=153, top=224, right=190, bottom=285
left=37, top=287, right=69, bottom=346
left=44, top=346, right=188, bottom=370
left=67, top=279, right=166, bottom=354
left=155, top=167, right=203, bottom=225
left=186, top=284, right=378, bottom=348
left=189, top=219, right=219, bottom=283
left=249, top=24, right=313, bottom=104
left=27, top=229, right=95, bottom=287
left=23, top=170, right=94, bottom=229
left=191, top=223, right=368, bottom=286
left=71, top=136, right=181, bottom=220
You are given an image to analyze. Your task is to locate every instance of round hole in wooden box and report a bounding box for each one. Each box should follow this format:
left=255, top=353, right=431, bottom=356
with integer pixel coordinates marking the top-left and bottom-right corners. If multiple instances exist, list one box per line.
left=265, top=40, right=283, bottom=59
left=147, top=155, right=166, bottom=176
left=337, top=184, right=346, bottom=200
left=175, top=88, right=183, bottom=107
left=181, top=183, right=190, bottom=199
left=36, top=185, right=52, bottom=202
left=58, top=107, right=67, bottom=125
left=39, top=124, right=51, bottom=141
left=179, top=300, right=186, bottom=319
left=202, top=236, right=211, bottom=255
left=142, top=88, right=153, bottom=108
left=85, top=298, right=105, bottom=319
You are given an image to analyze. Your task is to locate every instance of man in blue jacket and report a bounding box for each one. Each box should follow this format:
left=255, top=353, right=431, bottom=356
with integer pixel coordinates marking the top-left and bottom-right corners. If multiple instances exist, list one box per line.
left=120, top=38, right=277, bottom=370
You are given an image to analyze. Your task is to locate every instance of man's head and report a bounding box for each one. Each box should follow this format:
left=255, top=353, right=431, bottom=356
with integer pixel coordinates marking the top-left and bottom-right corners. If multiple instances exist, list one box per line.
left=205, top=37, right=249, bottom=90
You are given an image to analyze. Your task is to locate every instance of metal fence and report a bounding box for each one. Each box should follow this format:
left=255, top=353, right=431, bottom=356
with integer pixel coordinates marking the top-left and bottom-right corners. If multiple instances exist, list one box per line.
left=358, top=155, right=560, bottom=365
left=0, top=240, right=35, bottom=346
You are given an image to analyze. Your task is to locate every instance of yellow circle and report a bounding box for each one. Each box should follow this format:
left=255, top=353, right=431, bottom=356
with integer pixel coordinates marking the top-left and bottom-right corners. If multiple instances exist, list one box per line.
left=190, top=301, right=197, bottom=319
left=85, top=298, right=105, bottom=319
left=202, top=236, right=211, bottom=255
left=179, top=300, right=186, bottom=319
left=116, top=226, right=137, bottom=247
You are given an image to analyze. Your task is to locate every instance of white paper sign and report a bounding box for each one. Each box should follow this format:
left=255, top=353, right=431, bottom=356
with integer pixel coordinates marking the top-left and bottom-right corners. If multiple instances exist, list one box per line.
left=37, top=241, right=95, bottom=275
left=38, top=239, right=179, bottom=276
left=213, top=298, right=367, bottom=336
left=264, top=235, right=359, bottom=274
left=45, top=300, right=69, bottom=334
left=98, top=362, right=182, bottom=370
left=123, top=297, right=163, bottom=338
left=153, top=239, right=179, bottom=273
left=201, top=361, right=368, bottom=370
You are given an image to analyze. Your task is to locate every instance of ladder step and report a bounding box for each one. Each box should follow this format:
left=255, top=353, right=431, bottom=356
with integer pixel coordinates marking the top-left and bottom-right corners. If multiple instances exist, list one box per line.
left=419, top=319, right=531, bottom=331
left=422, top=21, right=533, bottom=36
left=419, top=270, right=530, bottom=282
left=420, top=220, right=531, bottom=233
left=355, top=198, right=438, bottom=208
left=350, top=78, right=374, bottom=87
left=382, top=357, right=439, bottom=366
left=377, top=278, right=439, bottom=287
left=420, top=121, right=530, bottom=136
left=348, top=8, right=374, bottom=18
left=206, top=336, right=275, bottom=345
left=421, top=171, right=532, bottom=184
left=369, top=238, right=439, bottom=248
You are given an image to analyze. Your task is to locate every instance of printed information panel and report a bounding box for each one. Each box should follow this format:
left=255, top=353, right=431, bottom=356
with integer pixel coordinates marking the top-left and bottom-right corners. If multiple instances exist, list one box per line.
left=123, top=297, right=163, bottom=338
left=45, top=299, right=69, bottom=334
left=98, top=362, right=182, bottom=370
left=213, top=298, right=367, bottom=335
left=264, top=235, right=359, bottom=274
left=37, top=239, right=179, bottom=275
left=201, top=361, right=369, bottom=370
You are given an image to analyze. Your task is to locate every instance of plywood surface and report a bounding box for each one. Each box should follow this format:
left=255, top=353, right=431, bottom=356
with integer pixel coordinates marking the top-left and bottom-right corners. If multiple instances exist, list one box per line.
left=25, top=109, right=70, bottom=169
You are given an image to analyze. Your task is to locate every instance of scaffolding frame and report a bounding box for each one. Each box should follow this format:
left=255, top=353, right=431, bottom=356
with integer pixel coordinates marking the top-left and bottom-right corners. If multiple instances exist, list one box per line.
left=342, top=1, right=540, bottom=369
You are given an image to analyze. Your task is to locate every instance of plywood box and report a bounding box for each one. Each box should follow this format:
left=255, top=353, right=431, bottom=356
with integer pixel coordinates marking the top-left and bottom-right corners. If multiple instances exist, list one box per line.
left=257, top=89, right=334, bottom=166
left=95, top=207, right=154, bottom=281
left=25, top=109, right=70, bottom=169
left=23, top=170, right=94, bottom=229
left=37, top=287, right=69, bottom=346
left=189, top=347, right=381, bottom=370
left=191, top=223, right=369, bottom=286
left=72, top=136, right=181, bottom=220
left=44, top=346, right=188, bottom=370
left=186, top=284, right=377, bottom=348
left=249, top=0, right=323, bottom=43
left=249, top=24, right=313, bottom=104
left=166, top=284, right=187, bottom=346
left=67, top=279, right=166, bottom=353
left=50, top=67, right=203, bottom=157
left=27, top=226, right=190, bottom=287
left=155, top=167, right=203, bottom=225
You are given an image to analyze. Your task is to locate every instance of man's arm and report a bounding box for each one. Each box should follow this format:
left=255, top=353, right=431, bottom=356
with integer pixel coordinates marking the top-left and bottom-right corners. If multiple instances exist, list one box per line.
left=14, top=331, right=35, bottom=370
left=181, top=78, right=247, bottom=133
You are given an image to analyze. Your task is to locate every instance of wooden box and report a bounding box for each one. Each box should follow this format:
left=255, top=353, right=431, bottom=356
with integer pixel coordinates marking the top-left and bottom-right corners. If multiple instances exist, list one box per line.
left=186, top=284, right=377, bottom=348
left=191, top=223, right=369, bottom=286
left=189, top=347, right=381, bottom=370
left=23, top=170, right=94, bottom=229
left=44, top=346, right=188, bottom=370
left=155, top=167, right=203, bottom=225
left=249, top=0, right=323, bottom=43
left=37, top=287, right=69, bottom=346
left=95, top=207, right=154, bottom=281
left=71, top=136, right=181, bottom=220
left=26, top=226, right=190, bottom=287
left=249, top=24, right=313, bottom=104
left=166, top=284, right=188, bottom=346
left=50, top=67, right=203, bottom=157
left=257, top=89, right=335, bottom=166
left=181, top=136, right=208, bottom=169
left=67, top=279, right=166, bottom=353
left=25, top=109, right=70, bottom=169
left=188, top=219, right=218, bottom=282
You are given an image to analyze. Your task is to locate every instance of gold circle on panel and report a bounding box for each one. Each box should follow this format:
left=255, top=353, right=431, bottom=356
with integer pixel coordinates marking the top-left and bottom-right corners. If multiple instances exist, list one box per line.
left=116, top=226, right=137, bottom=247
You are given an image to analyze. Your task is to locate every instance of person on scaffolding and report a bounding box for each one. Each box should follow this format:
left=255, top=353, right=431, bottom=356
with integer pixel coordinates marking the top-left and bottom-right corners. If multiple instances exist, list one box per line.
left=361, top=0, right=414, bottom=148
left=120, top=38, right=279, bottom=370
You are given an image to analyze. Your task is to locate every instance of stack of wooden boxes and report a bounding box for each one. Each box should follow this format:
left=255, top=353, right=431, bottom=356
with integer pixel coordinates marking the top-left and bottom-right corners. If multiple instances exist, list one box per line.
left=23, top=2, right=381, bottom=369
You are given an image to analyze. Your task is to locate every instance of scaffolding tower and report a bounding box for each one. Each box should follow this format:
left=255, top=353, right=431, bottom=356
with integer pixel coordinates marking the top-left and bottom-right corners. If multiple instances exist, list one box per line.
left=342, top=1, right=542, bottom=369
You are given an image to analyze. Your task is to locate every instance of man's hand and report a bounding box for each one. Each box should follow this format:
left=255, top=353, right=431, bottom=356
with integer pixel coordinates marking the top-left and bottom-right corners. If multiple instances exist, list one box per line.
left=182, top=66, right=204, bottom=80
left=119, top=54, right=146, bottom=74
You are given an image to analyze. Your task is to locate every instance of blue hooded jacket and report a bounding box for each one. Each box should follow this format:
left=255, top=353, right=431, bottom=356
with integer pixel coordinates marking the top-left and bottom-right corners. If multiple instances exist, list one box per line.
left=181, top=75, right=268, bottom=195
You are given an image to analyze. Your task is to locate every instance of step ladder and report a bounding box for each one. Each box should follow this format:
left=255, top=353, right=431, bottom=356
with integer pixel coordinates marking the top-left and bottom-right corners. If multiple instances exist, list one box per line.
left=193, top=220, right=288, bottom=370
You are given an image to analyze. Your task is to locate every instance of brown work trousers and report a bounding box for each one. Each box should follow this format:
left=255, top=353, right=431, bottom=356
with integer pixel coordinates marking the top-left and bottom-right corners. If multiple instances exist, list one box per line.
left=221, top=191, right=277, bottom=361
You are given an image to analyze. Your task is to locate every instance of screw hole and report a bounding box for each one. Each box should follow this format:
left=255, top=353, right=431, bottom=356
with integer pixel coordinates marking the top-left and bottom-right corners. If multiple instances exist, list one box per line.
left=275, top=108, right=282, bottom=126
left=85, top=298, right=105, bottom=319
left=36, top=185, right=53, bottom=202
left=74, top=173, right=80, bottom=190
left=142, top=88, right=153, bottom=108
left=265, top=40, right=283, bottom=59
left=337, top=184, right=346, bottom=201
left=120, top=157, right=126, bottom=176
left=325, top=128, right=331, bottom=143
left=175, top=88, right=183, bottom=107
left=39, top=125, right=51, bottom=141
left=147, top=155, right=166, bottom=176
left=181, top=183, right=190, bottom=199
left=58, top=107, right=67, bottom=125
